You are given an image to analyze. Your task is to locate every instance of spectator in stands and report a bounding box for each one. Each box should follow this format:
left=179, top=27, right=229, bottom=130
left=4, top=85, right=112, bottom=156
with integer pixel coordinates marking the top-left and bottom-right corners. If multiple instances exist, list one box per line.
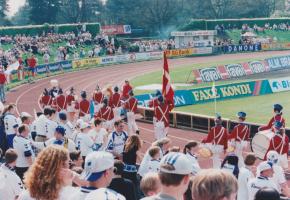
left=108, top=160, right=136, bottom=200
left=191, top=169, right=238, bottom=200
left=140, top=172, right=161, bottom=197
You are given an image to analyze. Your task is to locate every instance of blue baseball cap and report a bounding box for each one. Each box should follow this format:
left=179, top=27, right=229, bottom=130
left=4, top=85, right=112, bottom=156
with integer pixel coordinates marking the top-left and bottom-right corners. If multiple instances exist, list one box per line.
left=237, top=111, right=246, bottom=118
left=55, top=126, right=66, bottom=136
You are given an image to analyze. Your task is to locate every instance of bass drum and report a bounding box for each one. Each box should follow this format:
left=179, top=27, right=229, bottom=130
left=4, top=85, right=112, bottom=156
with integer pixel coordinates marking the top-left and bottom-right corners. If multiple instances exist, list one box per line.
left=251, top=130, right=274, bottom=160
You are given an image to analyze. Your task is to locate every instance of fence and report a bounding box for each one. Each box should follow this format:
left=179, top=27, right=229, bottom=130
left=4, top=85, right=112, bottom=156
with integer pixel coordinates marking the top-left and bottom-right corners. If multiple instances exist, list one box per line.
left=137, top=107, right=290, bottom=139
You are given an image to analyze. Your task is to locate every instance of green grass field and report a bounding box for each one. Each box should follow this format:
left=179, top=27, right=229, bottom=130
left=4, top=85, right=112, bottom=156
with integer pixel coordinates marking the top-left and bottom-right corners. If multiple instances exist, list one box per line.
left=131, top=55, right=290, bottom=125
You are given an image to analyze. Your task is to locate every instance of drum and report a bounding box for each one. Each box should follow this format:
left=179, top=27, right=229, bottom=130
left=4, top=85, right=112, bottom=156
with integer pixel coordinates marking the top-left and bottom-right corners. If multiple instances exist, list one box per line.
left=251, top=130, right=274, bottom=160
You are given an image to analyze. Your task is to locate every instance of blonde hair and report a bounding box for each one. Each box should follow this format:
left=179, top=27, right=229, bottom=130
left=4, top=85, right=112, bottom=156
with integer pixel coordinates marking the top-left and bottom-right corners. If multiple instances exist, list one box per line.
left=140, top=172, right=160, bottom=196
left=24, top=145, right=69, bottom=200
left=152, top=137, right=171, bottom=147
left=124, top=135, right=142, bottom=153
left=191, top=169, right=238, bottom=200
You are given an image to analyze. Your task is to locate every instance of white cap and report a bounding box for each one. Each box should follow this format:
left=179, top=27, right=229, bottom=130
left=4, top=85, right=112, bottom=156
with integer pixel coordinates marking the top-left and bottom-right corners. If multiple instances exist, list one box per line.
left=80, top=122, right=90, bottom=129
left=20, top=112, right=32, bottom=118
left=83, top=152, right=114, bottom=181
left=159, top=152, right=192, bottom=175
left=266, top=151, right=279, bottom=164
left=85, top=188, right=125, bottom=200
left=257, top=161, right=273, bottom=172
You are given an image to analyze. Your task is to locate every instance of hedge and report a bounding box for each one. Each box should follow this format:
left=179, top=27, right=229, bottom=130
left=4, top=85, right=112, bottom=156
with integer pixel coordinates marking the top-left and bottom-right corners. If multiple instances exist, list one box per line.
left=0, top=23, right=101, bottom=36
left=180, top=18, right=290, bottom=31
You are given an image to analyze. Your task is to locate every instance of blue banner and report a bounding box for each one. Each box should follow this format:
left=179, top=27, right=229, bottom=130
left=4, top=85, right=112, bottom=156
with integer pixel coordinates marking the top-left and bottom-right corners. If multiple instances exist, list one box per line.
left=223, top=44, right=261, bottom=53
left=36, top=60, right=72, bottom=73
left=265, top=55, right=290, bottom=71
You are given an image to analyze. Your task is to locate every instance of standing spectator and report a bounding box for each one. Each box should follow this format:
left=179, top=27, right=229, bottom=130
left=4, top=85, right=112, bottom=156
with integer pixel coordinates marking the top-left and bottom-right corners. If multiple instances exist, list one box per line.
left=0, top=67, right=7, bottom=103
left=140, top=172, right=161, bottom=197
left=221, top=154, right=239, bottom=179
left=27, top=54, right=37, bottom=82
left=108, top=160, right=137, bottom=200
left=191, top=169, right=238, bottom=200
left=88, top=118, right=108, bottom=151
left=146, top=146, right=161, bottom=174
left=0, top=149, right=24, bottom=200
left=183, top=141, right=201, bottom=175
left=142, top=152, right=192, bottom=200
left=3, top=104, right=19, bottom=148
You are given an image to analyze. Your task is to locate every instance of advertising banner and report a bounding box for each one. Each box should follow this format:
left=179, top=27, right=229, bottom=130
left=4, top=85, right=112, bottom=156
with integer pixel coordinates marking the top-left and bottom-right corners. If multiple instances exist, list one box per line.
left=101, top=25, right=131, bottom=35
left=72, top=57, right=100, bottom=69
left=37, top=60, right=72, bottom=73
left=266, top=55, right=290, bottom=71
left=268, top=77, right=290, bottom=93
left=224, top=44, right=261, bottom=53
left=198, top=67, right=222, bottom=82
left=166, top=48, right=194, bottom=57
left=225, top=63, right=247, bottom=78
left=100, top=56, right=115, bottom=65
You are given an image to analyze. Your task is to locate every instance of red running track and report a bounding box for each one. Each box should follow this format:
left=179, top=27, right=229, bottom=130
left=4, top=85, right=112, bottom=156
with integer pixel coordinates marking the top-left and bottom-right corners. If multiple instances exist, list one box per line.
left=7, top=50, right=290, bottom=170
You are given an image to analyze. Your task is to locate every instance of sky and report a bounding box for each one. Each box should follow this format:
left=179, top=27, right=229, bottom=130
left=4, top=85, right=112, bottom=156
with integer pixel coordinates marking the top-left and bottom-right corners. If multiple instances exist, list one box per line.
left=7, top=0, right=26, bottom=17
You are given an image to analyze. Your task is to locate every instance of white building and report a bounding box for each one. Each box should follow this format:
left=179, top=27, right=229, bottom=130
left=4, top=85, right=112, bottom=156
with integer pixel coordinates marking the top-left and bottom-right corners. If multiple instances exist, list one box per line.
left=171, top=30, right=217, bottom=49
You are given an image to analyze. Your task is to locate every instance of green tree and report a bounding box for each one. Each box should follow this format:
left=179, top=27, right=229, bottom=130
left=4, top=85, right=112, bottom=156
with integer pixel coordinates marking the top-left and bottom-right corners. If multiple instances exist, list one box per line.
left=0, top=0, right=10, bottom=25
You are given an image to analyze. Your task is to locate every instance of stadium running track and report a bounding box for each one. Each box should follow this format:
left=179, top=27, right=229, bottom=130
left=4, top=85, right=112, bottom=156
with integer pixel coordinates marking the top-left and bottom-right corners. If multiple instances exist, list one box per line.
left=7, top=50, right=290, bottom=174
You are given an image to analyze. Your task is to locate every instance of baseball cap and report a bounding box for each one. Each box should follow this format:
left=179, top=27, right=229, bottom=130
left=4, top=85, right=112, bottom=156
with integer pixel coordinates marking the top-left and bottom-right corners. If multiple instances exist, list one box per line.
left=237, top=111, right=246, bottom=118
left=55, top=126, right=66, bottom=136
left=85, top=188, right=125, bottom=200
left=257, top=161, right=272, bottom=172
left=20, top=112, right=32, bottom=118
left=83, top=152, right=114, bottom=181
left=80, top=122, right=90, bottom=130
left=160, top=152, right=192, bottom=175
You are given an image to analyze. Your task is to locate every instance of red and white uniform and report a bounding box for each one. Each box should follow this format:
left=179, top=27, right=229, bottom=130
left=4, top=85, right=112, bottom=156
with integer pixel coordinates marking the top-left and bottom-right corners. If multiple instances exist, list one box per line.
left=202, top=125, right=228, bottom=168
left=66, top=94, right=75, bottom=113
left=109, top=92, right=122, bottom=120
left=265, top=134, right=289, bottom=169
left=78, top=99, right=90, bottom=122
left=53, top=94, right=67, bottom=112
left=154, top=101, right=173, bottom=140
left=17, top=57, right=24, bottom=80
left=259, top=114, right=285, bottom=131
left=95, top=106, right=114, bottom=130
left=124, top=96, right=138, bottom=134
left=228, top=123, right=249, bottom=167
left=122, top=84, right=132, bottom=100
left=39, top=95, right=52, bottom=108
left=93, top=91, right=104, bottom=113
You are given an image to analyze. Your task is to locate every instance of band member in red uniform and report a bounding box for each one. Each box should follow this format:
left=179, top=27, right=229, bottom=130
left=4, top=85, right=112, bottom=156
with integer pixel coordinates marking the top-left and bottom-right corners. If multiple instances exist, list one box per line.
left=124, top=90, right=139, bottom=135
left=121, top=80, right=133, bottom=100
left=148, top=90, right=162, bottom=133
left=228, top=111, right=249, bottom=167
left=78, top=91, right=90, bottom=122
left=95, top=98, right=114, bottom=131
left=53, top=89, right=67, bottom=112
left=202, top=114, right=228, bottom=169
left=92, top=85, right=104, bottom=113
left=264, top=121, right=289, bottom=169
left=66, top=87, right=76, bottom=121
left=154, top=95, right=174, bottom=140
left=109, top=86, right=122, bottom=121
left=259, top=104, right=285, bottom=131
left=39, top=88, right=52, bottom=108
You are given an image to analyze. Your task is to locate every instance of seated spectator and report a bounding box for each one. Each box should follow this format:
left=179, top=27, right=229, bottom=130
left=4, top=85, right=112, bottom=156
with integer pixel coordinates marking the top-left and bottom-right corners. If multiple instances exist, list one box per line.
left=140, top=172, right=161, bottom=197
left=191, top=169, right=238, bottom=200
left=108, top=160, right=136, bottom=200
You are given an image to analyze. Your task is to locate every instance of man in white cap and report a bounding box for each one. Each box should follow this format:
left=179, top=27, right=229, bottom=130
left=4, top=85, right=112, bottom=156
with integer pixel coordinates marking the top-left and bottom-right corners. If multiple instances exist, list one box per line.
left=247, top=161, right=278, bottom=200
left=72, top=151, right=125, bottom=200
left=141, top=152, right=192, bottom=200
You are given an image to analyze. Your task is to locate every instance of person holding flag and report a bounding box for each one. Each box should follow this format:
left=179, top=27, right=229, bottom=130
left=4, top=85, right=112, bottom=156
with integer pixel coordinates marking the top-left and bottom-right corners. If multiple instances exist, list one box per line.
left=153, top=52, right=174, bottom=140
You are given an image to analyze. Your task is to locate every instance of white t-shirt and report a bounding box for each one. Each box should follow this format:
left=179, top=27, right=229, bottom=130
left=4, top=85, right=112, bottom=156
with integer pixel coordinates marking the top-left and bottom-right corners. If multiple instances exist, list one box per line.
left=106, top=131, right=128, bottom=155
left=76, top=133, right=94, bottom=157
left=32, top=137, right=76, bottom=153
left=138, top=150, right=151, bottom=177
left=247, top=176, right=278, bottom=200
left=185, top=153, right=201, bottom=175
left=0, top=164, right=24, bottom=200
left=237, top=166, right=254, bottom=200
left=85, top=188, right=125, bottom=200
left=221, top=163, right=236, bottom=175
left=59, top=121, right=75, bottom=140
left=272, top=165, right=286, bottom=193
left=13, top=136, right=35, bottom=168
left=147, top=159, right=160, bottom=174
left=34, top=115, right=49, bottom=137
left=88, top=128, right=107, bottom=150
left=69, top=187, right=98, bottom=200
left=18, top=186, right=77, bottom=200
left=4, top=113, right=19, bottom=135
left=46, top=119, right=58, bottom=139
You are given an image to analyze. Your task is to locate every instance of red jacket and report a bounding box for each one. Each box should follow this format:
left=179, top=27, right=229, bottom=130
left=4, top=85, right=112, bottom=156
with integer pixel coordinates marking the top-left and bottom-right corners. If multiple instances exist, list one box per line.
left=122, top=84, right=132, bottom=100
left=154, top=101, right=174, bottom=127
left=124, top=97, right=138, bottom=113
left=264, top=134, right=289, bottom=160
left=79, top=99, right=90, bottom=116
left=148, top=98, right=159, bottom=116
left=228, top=123, right=249, bottom=142
left=66, top=94, right=75, bottom=106
left=0, top=73, right=7, bottom=84
left=27, top=57, right=37, bottom=68
left=259, top=114, right=285, bottom=131
left=109, top=93, right=121, bottom=108
left=93, top=91, right=104, bottom=104
left=202, top=125, right=228, bottom=150
left=95, top=106, right=114, bottom=121
left=54, top=94, right=67, bottom=112
left=39, top=95, right=52, bottom=107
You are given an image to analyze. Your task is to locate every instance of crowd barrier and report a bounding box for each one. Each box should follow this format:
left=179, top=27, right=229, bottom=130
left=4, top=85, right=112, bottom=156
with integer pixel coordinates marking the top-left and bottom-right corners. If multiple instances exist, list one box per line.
left=137, top=107, right=290, bottom=139
left=192, top=54, right=290, bottom=83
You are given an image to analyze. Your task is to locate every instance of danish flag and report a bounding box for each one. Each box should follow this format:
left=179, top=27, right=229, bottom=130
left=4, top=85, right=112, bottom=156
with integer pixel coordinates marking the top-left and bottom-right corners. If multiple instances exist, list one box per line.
left=162, top=52, right=174, bottom=106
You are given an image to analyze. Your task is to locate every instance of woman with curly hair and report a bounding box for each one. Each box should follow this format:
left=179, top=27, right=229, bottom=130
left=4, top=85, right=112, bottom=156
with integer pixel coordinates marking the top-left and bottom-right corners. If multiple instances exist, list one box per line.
left=18, top=145, right=80, bottom=200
